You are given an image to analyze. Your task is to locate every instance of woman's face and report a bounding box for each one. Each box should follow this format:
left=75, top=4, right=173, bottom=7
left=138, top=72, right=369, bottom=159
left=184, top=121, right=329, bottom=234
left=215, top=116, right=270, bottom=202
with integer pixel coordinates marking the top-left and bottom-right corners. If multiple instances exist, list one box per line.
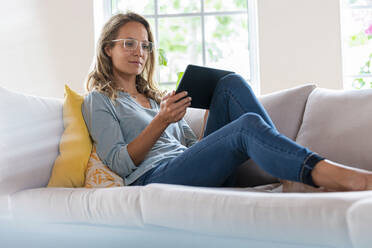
left=105, top=21, right=150, bottom=78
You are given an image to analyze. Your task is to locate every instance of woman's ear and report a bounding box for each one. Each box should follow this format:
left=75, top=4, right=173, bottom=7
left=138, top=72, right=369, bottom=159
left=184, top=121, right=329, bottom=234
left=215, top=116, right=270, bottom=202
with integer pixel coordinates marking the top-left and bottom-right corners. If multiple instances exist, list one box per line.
left=104, top=45, right=112, bottom=57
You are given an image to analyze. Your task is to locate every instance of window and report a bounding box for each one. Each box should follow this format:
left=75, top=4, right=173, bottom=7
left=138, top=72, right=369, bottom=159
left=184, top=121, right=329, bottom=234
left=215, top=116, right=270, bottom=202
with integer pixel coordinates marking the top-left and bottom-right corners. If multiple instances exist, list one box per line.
left=340, top=0, right=372, bottom=90
left=108, top=0, right=259, bottom=93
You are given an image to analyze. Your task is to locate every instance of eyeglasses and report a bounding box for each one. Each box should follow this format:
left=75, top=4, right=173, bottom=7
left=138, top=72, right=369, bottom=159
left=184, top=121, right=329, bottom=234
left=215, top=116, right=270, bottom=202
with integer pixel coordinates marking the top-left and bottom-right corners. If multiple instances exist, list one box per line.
left=111, top=38, right=154, bottom=53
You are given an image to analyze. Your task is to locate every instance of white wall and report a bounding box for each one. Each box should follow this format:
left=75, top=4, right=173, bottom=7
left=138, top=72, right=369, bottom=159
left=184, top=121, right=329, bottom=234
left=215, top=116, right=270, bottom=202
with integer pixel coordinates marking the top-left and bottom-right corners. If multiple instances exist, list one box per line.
left=0, top=0, right=94, bottom=98
left=257, top=0, right=344, bottom=94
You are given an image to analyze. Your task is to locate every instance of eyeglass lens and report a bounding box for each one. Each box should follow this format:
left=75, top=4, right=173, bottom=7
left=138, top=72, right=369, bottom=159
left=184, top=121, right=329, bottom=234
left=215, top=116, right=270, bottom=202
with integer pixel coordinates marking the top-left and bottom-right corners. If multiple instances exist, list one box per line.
left=123, top=39, right=152, bottom=53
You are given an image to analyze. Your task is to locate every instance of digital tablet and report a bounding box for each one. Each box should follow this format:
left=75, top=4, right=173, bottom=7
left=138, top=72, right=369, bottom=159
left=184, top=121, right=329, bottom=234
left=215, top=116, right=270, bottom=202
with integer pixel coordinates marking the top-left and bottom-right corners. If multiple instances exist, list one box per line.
left=175, top=64, right=234, bottom=109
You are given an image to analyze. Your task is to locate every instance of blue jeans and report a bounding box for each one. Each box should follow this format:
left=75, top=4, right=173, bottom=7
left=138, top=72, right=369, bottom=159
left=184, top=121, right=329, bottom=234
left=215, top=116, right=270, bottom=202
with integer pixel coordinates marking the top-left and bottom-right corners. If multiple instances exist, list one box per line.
left=131, top=74, right=324, bottom=187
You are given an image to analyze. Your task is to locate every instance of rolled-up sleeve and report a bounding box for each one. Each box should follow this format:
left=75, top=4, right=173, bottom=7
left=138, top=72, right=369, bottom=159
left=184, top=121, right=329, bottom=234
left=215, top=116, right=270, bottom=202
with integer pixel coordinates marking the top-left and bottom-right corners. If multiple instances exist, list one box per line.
left=179, top=118, right=198, bottom=148
left=82, top=92, right=137, bottom=178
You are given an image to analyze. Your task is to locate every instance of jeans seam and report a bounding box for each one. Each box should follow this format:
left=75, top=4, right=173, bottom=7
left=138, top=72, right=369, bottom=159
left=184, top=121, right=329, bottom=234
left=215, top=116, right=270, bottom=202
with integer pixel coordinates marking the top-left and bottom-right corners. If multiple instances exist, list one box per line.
left=212, top=88, right=245, bottom=122
left=217, top=89, right=246, bottom=117
left=251, top=135, right=300, bottom=157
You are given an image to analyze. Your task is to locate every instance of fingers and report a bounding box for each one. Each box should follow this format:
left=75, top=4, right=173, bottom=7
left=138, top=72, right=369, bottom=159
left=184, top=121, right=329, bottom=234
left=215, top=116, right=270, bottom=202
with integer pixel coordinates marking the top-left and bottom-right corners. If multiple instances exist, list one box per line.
left=162, top=91, right=174, bottom=100
left=166, top=100, right=190, bottom=120
left=173, top=96, right=191, bottom=109
left=163, top=91, right=191, bottom=111
left=162, top=91, right=188, bottom=105
left=160, top=90, right=190, bottom=124
left=174, top=100, right=190, bottom=114
left=168, top=91, right=188, bottom=103
left=169, top=100, right=190, bottom=122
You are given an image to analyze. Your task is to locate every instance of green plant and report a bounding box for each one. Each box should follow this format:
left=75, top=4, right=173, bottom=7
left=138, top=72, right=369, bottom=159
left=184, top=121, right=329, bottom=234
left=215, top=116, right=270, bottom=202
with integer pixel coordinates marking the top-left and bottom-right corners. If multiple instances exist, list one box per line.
left=158, top=48, right=168, bottom=66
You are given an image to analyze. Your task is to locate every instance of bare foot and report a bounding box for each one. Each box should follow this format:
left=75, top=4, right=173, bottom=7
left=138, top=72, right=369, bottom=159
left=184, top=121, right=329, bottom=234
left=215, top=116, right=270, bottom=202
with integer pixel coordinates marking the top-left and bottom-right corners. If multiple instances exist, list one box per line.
left=281, top=179, right=329, bottom=193
left=311, top=159, right=372, bottom=192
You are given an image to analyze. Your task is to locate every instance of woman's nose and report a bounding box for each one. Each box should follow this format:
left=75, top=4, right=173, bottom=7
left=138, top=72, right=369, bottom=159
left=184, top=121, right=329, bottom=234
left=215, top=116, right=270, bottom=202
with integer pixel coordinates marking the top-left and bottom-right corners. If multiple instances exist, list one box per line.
left=133, top=45, right=144, bottom=57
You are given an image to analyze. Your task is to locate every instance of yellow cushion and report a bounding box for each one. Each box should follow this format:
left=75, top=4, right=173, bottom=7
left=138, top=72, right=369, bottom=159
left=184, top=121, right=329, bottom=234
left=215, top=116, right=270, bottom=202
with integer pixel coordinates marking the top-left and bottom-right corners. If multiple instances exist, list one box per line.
left=84, top=146, right=124, bottom=188
left=47, top=85, right=92, bottom=187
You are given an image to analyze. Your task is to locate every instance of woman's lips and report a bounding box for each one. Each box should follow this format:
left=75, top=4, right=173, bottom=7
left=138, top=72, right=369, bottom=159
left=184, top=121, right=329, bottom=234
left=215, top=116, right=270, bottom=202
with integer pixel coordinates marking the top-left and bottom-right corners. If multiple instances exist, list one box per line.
left=129, top=61, right=142, bottom=66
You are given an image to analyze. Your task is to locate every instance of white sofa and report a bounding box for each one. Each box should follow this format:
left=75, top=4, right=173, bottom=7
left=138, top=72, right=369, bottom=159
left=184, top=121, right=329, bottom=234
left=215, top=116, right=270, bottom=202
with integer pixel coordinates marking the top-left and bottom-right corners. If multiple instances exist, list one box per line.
left=1, top=83, right=372, bottom=248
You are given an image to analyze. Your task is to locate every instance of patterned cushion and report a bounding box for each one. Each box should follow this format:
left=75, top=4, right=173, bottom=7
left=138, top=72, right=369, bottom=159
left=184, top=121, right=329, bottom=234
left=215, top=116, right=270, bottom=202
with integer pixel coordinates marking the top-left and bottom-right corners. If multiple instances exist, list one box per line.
left=84, top=146, right=124, bottom=188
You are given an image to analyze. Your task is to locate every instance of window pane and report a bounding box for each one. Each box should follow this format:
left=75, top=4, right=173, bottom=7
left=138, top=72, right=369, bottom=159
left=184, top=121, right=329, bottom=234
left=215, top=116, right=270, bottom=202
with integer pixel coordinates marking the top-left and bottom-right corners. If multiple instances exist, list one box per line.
left=204, top=0, right=247, bottom=12
left=158, top=0, right=200, bottom=14
left=341, top=3, right=372, bottom=89
left=114, top=0, right=154, bottom=15
left=158, top=17, right=203, bottom=86
left=147, top=18, right=155, bottom=31
left=205, top=14, right=250, bottom=79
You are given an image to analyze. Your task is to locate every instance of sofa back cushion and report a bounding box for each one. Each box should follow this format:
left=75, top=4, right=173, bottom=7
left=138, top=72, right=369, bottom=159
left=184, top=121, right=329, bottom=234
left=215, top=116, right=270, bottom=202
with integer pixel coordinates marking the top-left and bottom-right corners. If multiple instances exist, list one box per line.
left=0, top=86, right=63, bottom=196
left=296, top=87, right=372, bottom=171
left=186, top=83, right=316, bottom=187
left=259, top=83, right=317, bottom=140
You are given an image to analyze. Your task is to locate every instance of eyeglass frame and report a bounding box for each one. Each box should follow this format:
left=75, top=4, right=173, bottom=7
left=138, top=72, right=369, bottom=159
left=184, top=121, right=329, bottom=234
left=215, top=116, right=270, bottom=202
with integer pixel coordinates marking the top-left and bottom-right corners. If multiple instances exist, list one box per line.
left=110, top=38, right=154, bottom=53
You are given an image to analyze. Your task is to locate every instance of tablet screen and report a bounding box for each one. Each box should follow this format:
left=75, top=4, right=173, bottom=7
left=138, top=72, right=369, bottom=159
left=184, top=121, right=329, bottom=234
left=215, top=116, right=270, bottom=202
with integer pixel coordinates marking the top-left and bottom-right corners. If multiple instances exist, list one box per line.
left=175, top=64, right=234, bottom=109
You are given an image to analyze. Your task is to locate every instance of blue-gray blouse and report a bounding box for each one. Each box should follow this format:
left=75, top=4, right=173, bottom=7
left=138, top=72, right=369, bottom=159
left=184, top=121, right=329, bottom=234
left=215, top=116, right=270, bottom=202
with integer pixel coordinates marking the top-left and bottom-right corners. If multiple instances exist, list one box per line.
left=82, top=91, right=198, bottom=186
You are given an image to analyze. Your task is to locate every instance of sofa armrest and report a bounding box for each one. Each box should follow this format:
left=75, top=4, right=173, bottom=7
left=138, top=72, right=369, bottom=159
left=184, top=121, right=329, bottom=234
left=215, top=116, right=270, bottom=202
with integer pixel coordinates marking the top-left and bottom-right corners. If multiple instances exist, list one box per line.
left=347, top=197, right=372, bottom=248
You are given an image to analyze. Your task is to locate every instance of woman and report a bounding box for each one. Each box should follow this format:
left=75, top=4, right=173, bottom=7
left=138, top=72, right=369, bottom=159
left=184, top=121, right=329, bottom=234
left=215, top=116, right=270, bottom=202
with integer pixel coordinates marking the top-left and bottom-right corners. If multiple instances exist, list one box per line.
left=82, top=12, right=372, bottom=192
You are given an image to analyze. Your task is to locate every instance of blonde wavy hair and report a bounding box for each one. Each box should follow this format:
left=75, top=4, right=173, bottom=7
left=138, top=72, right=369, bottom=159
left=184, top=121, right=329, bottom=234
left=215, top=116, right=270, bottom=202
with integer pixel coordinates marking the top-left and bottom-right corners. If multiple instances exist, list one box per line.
left=85, top=12, right=165, bottom=104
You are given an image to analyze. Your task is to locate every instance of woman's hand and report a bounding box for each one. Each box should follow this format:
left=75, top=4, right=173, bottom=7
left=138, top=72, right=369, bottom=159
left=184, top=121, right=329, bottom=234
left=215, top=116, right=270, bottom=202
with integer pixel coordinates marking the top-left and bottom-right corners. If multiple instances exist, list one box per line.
left=157, top=90, right=192, bottom=125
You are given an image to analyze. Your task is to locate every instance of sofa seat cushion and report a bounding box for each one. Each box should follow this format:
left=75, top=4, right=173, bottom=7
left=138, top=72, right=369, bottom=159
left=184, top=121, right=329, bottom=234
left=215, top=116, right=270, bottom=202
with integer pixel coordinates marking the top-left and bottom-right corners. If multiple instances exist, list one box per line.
left=141, top=183, right=372, bottom=248
left=9, top=184, right=280, bottom=226
left=10, top=186, right=144, bottom=227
